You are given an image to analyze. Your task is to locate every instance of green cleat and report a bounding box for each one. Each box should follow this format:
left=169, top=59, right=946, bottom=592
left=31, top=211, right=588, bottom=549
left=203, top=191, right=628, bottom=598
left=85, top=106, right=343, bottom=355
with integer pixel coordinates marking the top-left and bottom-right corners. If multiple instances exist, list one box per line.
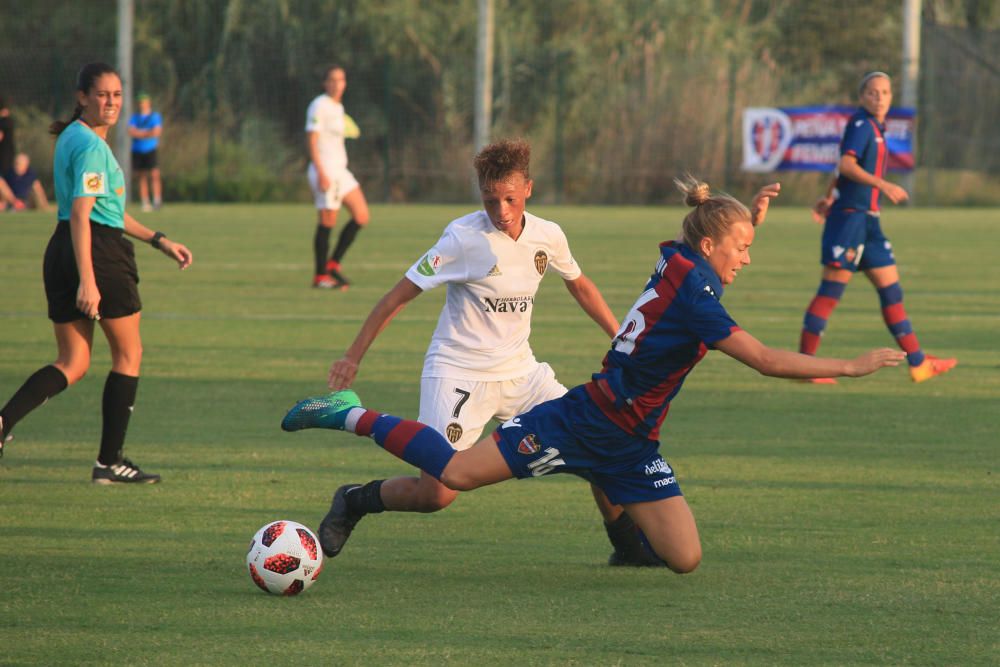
left=281, top=390, right=362, bottom=432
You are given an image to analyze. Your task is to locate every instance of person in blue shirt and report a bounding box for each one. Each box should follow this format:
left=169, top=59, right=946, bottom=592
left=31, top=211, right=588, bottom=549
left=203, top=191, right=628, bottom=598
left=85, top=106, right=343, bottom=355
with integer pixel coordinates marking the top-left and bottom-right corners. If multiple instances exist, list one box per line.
left=0, top=63, right=192, bottom=483
left=801, top=72, right=956, bottom=384
left=127, top=92, right=163, bottom=212
left=1, top=152, right=50, bottom=211
left=281, top=177, right=905, bottom=573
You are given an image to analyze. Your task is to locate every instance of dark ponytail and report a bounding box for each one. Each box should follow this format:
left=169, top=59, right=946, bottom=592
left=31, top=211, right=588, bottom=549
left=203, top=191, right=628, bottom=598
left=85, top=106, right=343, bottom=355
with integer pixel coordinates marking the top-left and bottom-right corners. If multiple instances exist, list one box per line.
left=49, top=62, right=119, bottom=136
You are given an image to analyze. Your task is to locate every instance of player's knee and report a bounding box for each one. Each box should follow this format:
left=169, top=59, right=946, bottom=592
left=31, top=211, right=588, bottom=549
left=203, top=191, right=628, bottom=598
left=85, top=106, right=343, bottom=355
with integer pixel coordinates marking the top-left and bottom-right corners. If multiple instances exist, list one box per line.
left=56, top=357, right=90, bottom=385
left=439, top=468, right=480, bottom=492
left=412, top=485, right=458, bottom=512
left=665, top=546, right=702, bottom=574
left=112, top=344, right=143, bottom=375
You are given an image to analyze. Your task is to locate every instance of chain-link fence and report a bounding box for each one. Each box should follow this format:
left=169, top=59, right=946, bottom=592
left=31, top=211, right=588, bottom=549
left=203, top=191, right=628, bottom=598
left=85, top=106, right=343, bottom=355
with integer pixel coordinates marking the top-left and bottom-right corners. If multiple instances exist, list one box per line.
left=2, top=0, right=997, bottom=205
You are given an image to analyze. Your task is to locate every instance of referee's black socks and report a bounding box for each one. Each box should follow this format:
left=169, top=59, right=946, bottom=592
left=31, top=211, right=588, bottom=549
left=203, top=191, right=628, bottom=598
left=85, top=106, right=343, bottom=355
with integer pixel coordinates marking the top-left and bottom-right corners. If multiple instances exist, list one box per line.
left=98, top=372, right=139, bottom=465
left=0, top=364, right=69, bottom=438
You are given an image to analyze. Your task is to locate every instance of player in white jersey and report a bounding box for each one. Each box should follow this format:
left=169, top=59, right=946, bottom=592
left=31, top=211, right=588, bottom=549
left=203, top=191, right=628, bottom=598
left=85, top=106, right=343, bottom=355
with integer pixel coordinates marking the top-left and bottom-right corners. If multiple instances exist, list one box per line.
left=315, top=139, right=664, bottom=566
left=305, top=65, right=369, bottom=290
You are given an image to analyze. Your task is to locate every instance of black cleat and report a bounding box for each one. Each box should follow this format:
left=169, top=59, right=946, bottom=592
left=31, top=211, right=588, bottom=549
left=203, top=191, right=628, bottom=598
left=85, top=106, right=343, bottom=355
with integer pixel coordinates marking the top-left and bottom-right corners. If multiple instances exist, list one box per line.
left=91, top=458, right=161, bottom=485
left=318, top=484, right=363, bottom=557
left=608, top=549, right=667, bottom=567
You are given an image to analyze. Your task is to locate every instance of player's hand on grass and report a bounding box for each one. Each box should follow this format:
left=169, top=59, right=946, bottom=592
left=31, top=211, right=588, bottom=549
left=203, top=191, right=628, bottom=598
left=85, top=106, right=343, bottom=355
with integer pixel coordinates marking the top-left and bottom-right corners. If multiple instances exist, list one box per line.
left=845, top=348, right=906, bottom=377
left=881, top=181, right=909, bottom=205
left=328, top=356, right=359, bottom=390
left=160, top=239, right=193, bottom=269
left=811, top=196, right=833, bottom=223
left=750, top=182, right=780, bottom=226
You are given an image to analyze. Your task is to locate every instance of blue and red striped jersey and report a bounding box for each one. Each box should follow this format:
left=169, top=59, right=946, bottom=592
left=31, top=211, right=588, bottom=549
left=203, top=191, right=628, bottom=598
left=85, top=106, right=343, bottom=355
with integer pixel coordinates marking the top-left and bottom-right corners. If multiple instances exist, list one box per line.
left=832, top=107, right=888, bottom=213
left=584, top=241, right=740, bottom=440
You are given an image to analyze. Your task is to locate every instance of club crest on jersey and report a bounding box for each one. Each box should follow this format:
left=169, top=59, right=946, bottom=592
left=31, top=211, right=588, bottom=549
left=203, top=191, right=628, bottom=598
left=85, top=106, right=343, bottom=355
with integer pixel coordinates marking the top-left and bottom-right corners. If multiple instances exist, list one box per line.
left=82, top=172, right=106, bottom=195
left=416, top=250, right=443, bottom=276
left=533, top=250, right=548, bottom=275
left=445, top=422, right=463, bottom=443
left=517, top=434, right=540, bottom=455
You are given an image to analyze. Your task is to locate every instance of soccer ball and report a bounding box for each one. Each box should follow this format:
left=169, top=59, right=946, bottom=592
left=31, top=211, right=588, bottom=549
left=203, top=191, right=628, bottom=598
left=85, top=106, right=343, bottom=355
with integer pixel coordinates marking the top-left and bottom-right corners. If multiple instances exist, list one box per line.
left=246, top=520, right=324, bottom=596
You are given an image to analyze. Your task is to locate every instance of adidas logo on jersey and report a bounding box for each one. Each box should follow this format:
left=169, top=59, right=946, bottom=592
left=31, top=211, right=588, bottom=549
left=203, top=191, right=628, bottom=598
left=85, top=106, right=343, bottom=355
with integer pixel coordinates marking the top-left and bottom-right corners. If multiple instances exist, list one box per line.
left=486, top=264, right=502, bottom=277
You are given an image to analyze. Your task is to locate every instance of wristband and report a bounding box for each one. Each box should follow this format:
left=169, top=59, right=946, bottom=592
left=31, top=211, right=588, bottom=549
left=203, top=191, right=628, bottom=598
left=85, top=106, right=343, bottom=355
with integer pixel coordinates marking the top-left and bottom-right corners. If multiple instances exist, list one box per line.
left=150, top=231, right=166, bottom=249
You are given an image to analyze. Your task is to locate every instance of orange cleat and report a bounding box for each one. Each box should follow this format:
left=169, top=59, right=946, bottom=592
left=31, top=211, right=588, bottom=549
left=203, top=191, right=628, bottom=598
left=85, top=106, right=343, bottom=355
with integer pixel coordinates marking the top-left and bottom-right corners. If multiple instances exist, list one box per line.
left=801, top=377, right=838, bottom=385
left=909, top=355, right=957, bottom=383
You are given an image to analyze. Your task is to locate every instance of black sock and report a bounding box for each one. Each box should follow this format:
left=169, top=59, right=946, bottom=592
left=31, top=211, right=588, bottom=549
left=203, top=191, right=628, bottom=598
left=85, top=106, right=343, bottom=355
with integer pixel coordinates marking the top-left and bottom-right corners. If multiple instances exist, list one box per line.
left=604, top=512, right=647, bottom=557
left=313, top=224, right=332, bottom=276
left=98, top=372, right=139, bottom=465
left=345, top=480, right=386, bottom=516
left=331, top=220, right=362, bottom=264
left=1, top=365, right=69, bottom=436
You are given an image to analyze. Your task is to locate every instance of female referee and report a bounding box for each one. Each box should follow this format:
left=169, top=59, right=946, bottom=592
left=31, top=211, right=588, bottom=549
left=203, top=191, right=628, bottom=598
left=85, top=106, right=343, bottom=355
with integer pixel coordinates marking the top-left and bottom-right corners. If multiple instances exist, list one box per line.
left=0, top=63, right=193, bottom=483
left=282, top=177, right=905, bottom=573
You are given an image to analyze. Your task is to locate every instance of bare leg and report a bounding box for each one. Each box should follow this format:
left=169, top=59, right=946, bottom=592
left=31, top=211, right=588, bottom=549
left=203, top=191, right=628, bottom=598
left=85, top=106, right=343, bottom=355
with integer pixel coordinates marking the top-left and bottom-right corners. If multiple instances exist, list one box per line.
left=150, top=167, right=162, bottom=206
left=99, top=312, right=143, bottom=376
left=53, top=319, right=96, bottom=384
left=624, top=496, right=702, bottom=573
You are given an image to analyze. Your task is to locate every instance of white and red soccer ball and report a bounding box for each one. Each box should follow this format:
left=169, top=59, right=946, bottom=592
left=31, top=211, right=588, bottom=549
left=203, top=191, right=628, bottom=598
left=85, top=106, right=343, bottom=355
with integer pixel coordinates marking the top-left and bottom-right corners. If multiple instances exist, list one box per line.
left=246, top=520, right=323, bottom=596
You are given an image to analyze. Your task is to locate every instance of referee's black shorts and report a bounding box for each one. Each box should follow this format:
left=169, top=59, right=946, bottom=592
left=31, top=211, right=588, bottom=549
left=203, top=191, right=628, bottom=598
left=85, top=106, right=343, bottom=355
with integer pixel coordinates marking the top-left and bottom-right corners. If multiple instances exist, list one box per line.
left=131, top=149, right=158, bottom=170
left=43, top=220, right=142, bottom=323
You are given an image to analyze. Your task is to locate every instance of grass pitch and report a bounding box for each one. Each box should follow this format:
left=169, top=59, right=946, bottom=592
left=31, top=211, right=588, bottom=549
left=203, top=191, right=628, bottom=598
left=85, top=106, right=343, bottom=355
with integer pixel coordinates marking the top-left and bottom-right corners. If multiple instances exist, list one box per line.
left=1, top=202, right=997, bottom=666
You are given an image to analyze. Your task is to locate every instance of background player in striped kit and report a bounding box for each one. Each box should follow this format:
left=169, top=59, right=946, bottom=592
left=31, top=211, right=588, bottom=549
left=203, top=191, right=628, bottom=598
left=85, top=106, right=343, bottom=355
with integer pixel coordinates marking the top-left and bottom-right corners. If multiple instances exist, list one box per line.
left=283, top=177, right=906, bottom=573
left=801, top=71, right=955, bottom=384
left=316, top=138, right=663, bottom=566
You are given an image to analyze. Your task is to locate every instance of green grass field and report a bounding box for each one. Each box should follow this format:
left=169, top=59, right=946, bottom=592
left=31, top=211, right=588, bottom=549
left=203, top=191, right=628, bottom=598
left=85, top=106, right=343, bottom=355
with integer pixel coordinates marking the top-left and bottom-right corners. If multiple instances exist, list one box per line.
left=1, top=202, right=997, bottom=666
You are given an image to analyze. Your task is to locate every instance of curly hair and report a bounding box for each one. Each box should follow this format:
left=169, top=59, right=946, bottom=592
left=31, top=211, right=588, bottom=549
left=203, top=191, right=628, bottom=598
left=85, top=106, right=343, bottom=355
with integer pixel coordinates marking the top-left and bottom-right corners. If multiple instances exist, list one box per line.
left=474, top=138, right=531, bottom=187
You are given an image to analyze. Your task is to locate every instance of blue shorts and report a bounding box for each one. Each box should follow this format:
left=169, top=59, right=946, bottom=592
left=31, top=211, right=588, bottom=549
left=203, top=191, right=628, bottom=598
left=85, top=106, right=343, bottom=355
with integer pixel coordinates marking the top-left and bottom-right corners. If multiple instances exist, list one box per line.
left=492, top=386, right=683, bottom=505
left=821, top=210, right=895, bottom=272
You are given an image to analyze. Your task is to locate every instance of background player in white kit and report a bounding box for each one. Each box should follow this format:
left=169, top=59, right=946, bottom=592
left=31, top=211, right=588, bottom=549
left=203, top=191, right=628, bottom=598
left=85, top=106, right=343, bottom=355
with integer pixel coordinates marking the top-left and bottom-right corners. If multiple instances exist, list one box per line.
left=306, top=65, right=369, bottom=289
left=318, top=139, right=663, bottom=566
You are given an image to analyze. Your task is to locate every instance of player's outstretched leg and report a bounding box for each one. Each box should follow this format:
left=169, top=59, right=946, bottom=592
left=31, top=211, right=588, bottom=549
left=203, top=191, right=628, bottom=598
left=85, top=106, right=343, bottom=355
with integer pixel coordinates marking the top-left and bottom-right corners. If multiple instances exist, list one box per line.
left=281, top=390, right=457, bottom=481
left=281, top=390, right=361, bottom=432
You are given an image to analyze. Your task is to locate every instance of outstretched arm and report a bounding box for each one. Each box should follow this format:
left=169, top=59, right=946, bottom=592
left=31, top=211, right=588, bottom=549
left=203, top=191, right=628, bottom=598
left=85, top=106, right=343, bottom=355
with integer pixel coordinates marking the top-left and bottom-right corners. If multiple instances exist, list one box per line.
left=328, top=277, right=424, bottom=389
left=714, top=329, right=904, bottom=379
left=563, top=274, right=619, bottom=338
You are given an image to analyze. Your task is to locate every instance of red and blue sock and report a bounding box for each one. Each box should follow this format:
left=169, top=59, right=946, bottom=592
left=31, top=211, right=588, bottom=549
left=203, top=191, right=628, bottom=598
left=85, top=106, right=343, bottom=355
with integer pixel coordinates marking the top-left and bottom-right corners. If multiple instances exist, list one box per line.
left=877, top=282, right=925, bottom=367
left=347, top=409, right=455, bottom=480
left=800, top=279, right=847, bottom=355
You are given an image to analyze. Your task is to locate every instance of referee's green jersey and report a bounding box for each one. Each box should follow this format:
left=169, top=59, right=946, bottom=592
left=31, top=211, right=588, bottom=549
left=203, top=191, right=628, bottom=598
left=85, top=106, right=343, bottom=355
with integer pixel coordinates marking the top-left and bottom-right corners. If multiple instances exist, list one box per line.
left=54, top=120, right=126, bottom=229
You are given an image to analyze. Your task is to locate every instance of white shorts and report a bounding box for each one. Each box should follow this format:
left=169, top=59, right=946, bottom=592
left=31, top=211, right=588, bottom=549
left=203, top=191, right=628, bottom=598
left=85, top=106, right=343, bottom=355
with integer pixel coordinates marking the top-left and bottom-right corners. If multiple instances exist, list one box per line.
left=307, top=163, right=359, bottom=210
left=418, top=362, right=567, bottom=450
